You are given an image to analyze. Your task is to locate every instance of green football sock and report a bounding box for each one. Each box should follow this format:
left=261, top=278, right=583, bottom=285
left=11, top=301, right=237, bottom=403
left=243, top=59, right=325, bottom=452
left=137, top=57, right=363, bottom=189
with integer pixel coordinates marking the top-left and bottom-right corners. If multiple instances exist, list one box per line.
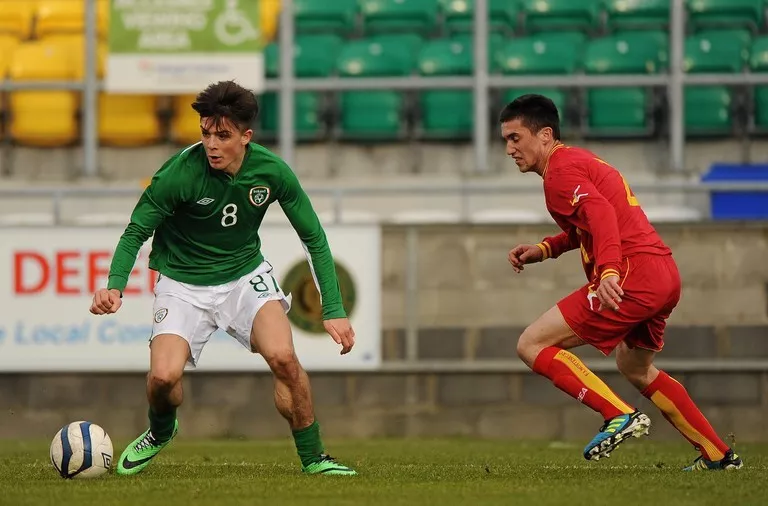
left=148, top=406, right=176, bottom=443
left=292, top=420, right=325, bottom=467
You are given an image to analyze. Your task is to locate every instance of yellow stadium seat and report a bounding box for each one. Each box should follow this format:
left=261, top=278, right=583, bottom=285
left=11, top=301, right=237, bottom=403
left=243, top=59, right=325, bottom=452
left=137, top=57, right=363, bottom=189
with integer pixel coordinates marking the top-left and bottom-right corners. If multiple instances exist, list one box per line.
left=0, top=1, right=35, bottom=39
left=41, top=35, right=107, bottom=78
left=170, top=95, right=202, bottom=145
left=0, top=35, right=21, bottom=78
left=260, top=0, right=281, bottom=43
left=9, top=41, right=79, bottom=146
left=99, top=94, right=161, bottom=146
left=35, top=0, right=109, bottom=38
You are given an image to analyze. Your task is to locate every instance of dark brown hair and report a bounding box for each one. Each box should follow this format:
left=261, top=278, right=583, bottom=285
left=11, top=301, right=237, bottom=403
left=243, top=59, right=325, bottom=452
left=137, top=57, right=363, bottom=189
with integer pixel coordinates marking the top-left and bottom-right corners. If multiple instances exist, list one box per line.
left=192, top=80, right=259, bottom=132
left=499, top=94, right=561, bottom=140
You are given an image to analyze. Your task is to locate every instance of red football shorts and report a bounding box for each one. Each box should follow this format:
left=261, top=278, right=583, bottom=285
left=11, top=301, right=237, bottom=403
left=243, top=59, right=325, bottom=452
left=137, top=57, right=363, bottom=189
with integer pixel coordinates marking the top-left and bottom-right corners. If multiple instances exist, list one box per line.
left=557, top=253, right=681, bottom=356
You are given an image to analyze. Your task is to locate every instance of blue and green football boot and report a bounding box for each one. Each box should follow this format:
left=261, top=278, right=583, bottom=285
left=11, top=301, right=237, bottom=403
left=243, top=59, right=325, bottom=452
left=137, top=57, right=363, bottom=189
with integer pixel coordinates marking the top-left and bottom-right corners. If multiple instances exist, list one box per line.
left=116, top=420, right=179, bottom=476
left=584, top=411, right=651, bottom=461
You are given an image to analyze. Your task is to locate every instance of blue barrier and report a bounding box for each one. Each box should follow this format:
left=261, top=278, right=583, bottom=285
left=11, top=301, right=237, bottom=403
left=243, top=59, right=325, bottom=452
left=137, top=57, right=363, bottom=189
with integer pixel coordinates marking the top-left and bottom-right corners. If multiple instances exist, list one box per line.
left=702, top=164, right=768, bottom=219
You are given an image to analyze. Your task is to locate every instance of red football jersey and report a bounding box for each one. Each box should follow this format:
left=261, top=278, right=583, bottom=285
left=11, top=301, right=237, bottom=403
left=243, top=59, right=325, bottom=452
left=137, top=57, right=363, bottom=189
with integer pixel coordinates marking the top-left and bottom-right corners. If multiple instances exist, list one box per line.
left=536, top=144, right=671, bottom=282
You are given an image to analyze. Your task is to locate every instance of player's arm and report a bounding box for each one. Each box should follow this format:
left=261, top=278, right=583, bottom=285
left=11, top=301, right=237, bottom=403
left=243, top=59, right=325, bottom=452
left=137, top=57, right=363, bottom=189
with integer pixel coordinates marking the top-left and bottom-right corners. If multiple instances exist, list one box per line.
left=547, top=169, right=622, bottom=278
left=92, top=160, right=184, bottom=315
left=275, top=163, right=354, bottom=354
left=536, top=228, right=579, bottom=260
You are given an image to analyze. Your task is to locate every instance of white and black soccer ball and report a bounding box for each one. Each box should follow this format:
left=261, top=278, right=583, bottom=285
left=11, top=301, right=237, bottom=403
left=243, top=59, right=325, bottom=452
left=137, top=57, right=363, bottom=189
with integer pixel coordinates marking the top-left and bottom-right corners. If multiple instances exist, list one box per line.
left=50, top=421, right=113, bottom=479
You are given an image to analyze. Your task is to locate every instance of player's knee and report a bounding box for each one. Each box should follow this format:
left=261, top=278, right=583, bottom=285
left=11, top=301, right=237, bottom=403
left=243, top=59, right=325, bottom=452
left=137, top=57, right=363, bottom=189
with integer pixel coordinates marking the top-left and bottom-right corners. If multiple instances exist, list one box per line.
left=148, top=369, right=181, bottom=395
left=265, top=350, right=301, bottom=382
left=516, top=329, right=539, bottom=367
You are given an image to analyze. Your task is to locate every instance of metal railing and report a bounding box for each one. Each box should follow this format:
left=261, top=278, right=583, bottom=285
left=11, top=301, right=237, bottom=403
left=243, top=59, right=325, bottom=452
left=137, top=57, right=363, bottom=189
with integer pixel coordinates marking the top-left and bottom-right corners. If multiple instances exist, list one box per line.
left=1, top=1, right=768, bottom=178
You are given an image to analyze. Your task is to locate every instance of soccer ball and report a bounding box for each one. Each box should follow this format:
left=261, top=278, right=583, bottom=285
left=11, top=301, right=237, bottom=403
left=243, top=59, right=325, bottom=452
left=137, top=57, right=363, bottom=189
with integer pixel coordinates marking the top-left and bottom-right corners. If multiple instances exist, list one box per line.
left=50, top=421, right=113, bottom=479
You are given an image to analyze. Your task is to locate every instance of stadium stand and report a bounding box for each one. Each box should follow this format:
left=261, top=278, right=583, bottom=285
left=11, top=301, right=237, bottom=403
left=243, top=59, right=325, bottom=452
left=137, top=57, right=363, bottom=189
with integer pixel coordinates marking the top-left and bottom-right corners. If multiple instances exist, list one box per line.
left=1, top=0, right=768, bottom=176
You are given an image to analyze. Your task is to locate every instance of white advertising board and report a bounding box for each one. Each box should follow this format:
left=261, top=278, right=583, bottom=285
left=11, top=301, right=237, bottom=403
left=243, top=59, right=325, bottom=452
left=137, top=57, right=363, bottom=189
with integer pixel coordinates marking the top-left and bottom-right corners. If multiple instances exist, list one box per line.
left=0, top=226, right=380, bottom=372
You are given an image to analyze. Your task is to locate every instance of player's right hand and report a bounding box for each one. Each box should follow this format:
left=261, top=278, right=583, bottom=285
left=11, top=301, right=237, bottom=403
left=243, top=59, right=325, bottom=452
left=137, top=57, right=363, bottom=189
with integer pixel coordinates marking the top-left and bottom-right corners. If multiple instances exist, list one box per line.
left=508, top=244, right=544, bottom=273
left=90, top=288, right=123, bottom=315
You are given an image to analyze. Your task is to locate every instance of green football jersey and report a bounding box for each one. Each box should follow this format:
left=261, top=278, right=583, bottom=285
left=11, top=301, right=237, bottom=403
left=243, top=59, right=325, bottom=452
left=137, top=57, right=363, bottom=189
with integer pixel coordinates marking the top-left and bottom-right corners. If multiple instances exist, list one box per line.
left=107, top=142, right=346, bottom=320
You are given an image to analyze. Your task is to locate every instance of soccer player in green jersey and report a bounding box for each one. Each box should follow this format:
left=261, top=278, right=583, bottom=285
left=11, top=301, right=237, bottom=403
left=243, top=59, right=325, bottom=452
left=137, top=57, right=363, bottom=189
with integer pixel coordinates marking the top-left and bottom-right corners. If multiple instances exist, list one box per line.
left=89, top=80, right=357, bottom=476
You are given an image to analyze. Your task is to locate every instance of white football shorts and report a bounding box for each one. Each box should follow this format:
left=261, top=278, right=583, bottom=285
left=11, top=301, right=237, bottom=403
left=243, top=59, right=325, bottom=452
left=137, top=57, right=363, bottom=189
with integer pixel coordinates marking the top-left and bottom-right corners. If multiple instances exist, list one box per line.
left=150, top=260, right=291, bottom=367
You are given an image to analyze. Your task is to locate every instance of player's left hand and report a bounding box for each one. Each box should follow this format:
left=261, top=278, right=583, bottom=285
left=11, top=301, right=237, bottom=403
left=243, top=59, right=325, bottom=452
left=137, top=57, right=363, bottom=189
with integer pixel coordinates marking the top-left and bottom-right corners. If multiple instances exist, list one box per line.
left=596, top=274, right=623, bottom=311
left=323, top=318, right=356, bottom=355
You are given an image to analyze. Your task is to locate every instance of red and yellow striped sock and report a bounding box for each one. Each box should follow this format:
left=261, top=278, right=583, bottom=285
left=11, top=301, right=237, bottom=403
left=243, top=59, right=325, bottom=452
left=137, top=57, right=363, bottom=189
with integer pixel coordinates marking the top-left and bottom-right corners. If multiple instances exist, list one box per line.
left=642, top=370, right=729, bottom=461
left=533, top=347, right=635, bottom=420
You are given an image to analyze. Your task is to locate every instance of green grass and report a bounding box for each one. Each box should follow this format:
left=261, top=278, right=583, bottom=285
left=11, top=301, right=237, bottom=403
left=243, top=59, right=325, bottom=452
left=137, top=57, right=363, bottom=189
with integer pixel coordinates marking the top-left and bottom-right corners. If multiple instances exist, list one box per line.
left=0, top=438, right=765, bottom=506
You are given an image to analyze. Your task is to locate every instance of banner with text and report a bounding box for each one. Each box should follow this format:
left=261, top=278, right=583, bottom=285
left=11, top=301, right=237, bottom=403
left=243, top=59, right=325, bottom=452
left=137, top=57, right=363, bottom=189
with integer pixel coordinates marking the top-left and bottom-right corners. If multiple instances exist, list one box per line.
left=0, top=226, right=381, bottom=372
left=106, top=0, right=266, bottom=93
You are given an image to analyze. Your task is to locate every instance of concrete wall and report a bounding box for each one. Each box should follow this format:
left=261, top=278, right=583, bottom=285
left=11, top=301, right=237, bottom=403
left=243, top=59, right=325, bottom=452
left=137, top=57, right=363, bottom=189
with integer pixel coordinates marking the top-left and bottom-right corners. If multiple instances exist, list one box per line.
left=2, top=223, right=768, bottom=442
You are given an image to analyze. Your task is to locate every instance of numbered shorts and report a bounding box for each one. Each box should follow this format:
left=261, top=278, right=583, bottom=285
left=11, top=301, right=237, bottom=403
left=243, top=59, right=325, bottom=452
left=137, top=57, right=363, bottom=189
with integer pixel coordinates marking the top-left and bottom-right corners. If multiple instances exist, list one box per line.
left=150, top=260, right=291, bottom=367
left=557, top=253, right=681, bottom=356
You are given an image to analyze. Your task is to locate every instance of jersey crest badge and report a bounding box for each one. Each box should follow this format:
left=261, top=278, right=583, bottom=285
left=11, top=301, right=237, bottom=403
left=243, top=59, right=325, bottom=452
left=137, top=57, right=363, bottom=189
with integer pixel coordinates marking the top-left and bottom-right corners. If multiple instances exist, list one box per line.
left=154, top=308, right=168, bottom=323
left=249, top=186, right=270, bottom=207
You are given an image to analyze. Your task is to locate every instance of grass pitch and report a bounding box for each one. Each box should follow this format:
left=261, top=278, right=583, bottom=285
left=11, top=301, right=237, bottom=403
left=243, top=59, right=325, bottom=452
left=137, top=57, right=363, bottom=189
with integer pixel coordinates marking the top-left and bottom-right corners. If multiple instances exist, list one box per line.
left=0, top=438, right=765, bottom=506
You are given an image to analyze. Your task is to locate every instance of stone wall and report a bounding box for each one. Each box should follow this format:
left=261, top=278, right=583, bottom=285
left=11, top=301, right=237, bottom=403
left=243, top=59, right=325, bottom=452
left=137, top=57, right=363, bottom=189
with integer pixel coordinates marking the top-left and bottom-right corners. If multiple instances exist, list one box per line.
left=1, top=223, right=768, bottom=442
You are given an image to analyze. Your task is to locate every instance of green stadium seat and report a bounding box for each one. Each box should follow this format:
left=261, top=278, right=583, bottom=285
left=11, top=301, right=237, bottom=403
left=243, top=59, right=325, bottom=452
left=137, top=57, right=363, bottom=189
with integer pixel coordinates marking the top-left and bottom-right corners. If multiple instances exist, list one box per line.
left=583, top=32, right=666, bottom=135
left=750, top=36, right=768, bottom=127
left=265, top=35, right=344, bottom=78
left=684, top=86, right=732, bottom=135
left=294, top=0, right=358, bottom=35
left=496, top=32, right=587, bottom=75
left=339, top=91, right=404, bottom=139
left=684, top=29, right=751, bottom=73
left=501, top=88, right=569, bottom=131
left=605, top=0, right=669, bottom=30
left=585, top=31, right=666, bottom=74
left=521, top=0, right=601, bottom=33
left=260, top=92, right=323, bottom=139
left=360, top=0, right=440, bottom=34
left=415, top=35, right=499, bottom=139
left=336, top=35, right=422, bottom=140
left=337, top=34, right=422, bottom=76
left=686, top=0, right=763, bottom=31
left=439, top=0, right=520, bottom=33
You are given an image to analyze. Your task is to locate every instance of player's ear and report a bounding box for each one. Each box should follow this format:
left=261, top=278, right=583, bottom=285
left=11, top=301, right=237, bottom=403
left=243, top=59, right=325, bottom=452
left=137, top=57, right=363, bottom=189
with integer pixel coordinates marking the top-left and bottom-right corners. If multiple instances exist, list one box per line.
left=538, top=126, right=553, bottom=143
left=241, top=128, right=253, bottom=145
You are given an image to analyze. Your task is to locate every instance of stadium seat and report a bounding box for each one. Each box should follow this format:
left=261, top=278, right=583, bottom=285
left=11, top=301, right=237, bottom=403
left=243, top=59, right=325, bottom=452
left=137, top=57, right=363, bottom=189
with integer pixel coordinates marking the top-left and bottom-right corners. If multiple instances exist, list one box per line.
left=265, top=35, right=344, bottom=77
left=685, top=86, right=733, bottom=135
left=35, top=0, right=109, bottom=38
left=259, top=92, right=323, bottom=139
left=8, top=41, right=80, bottom=147
left=294, top=0, right=358, bottom=35
left=496, top=32, right=587, bottom=75
left=259, top=0, right=281, bottom=42
left=583, top=32, right=667, bottom=135
left=684, top=29, right=751, bottom=73
left=98, top=95, right=161, bottom=147
left=360, top=0, right=440, bottom=35
left=686, top=0, right=763, bottom=31
left=521, top=0, right=602, bottom=33
left=336, top=35, right=422, bottom=139
left=750, top=36, right=768, bottom=127
left=605, top=0, right=669, bottom=30
left=0, top=1, right=35, bottom=39
left=170, top=95, right=201, bottom=145
left=440, top=0, right=520, bottom=33
left=683, top=30, right=748, bottom=135
left=417, top=34, right=502, bottom=138
left=0, top=35, right=21, bottom=78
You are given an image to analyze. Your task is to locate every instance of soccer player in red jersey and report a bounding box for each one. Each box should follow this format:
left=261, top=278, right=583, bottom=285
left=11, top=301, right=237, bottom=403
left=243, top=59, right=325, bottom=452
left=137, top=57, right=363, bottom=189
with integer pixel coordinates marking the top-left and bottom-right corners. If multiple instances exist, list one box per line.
left=501, top=94, right=742, bottom=471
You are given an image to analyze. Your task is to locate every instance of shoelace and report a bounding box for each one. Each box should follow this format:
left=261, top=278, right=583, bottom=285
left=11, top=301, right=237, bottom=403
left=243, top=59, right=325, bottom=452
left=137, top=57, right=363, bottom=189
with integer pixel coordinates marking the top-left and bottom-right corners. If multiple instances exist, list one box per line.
left=134, top=432, right=159, bottom=453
